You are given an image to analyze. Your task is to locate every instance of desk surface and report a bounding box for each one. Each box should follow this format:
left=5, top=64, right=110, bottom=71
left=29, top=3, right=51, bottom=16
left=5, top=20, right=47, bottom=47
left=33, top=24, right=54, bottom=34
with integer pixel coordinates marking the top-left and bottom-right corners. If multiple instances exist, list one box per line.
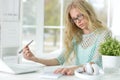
left=1, top=56, right=120, bottom=80
left=0, top=66, right=120, bottom=80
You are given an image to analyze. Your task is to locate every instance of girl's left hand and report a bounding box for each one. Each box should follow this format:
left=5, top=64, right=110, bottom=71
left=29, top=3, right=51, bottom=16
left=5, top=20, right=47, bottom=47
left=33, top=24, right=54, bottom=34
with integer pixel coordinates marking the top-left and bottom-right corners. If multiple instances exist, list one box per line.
left=54, top=68, right=74, bottom=75
left=54, top=66, right=79, bottom=75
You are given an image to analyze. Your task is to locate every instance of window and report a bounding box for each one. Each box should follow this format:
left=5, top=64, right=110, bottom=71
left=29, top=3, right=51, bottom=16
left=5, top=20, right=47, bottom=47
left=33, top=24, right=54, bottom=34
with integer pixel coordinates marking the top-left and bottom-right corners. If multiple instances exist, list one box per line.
left=44, top=0, right=61, bottom=53
left=22, top=0, right=40, bottom=56
left=88, top=0, right=109, bottom=25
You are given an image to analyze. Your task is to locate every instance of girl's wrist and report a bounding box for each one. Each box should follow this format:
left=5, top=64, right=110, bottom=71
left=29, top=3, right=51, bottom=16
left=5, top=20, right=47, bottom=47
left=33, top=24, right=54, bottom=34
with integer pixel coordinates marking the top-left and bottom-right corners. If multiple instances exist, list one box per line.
left=30, top=56, right=38, bottom=62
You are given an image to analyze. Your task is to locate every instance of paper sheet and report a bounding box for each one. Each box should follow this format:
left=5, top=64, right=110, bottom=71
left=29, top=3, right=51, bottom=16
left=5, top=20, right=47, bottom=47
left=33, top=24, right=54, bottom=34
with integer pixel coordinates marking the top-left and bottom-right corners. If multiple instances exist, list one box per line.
left=39, top=71, right=63, bottom=79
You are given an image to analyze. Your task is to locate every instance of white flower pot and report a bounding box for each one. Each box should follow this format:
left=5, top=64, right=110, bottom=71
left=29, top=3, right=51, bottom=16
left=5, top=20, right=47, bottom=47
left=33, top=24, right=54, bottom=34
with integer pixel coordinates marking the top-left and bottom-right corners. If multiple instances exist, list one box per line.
left=102, top=55, right=120, bottom=69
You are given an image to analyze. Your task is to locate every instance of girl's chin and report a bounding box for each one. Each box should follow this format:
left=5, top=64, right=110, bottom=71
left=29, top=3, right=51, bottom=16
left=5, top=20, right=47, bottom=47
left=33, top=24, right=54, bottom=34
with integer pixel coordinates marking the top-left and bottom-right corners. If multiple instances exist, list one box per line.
left=79, top=26, right=85, bottom=29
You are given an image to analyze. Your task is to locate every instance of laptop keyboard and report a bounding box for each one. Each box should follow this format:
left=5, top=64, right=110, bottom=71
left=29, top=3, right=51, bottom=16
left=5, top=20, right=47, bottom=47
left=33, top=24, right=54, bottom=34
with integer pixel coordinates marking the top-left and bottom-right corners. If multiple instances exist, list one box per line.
left=7, top=63, right=42, bottom=73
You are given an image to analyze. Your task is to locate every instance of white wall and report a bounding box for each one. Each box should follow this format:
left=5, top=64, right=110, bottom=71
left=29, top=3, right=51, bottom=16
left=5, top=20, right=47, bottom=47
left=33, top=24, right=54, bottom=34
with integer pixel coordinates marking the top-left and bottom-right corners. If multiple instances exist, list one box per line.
left=0, top=0, right=21, bottom=58
left=111, top=0, right=120, bottom=36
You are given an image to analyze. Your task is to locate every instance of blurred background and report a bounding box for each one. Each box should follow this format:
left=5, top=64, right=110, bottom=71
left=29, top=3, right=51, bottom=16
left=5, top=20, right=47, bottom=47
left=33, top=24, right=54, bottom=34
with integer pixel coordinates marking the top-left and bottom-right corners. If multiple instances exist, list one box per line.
left=22, top=0, right=110, bottom=54
left=1, top=0, right=120, bottom=59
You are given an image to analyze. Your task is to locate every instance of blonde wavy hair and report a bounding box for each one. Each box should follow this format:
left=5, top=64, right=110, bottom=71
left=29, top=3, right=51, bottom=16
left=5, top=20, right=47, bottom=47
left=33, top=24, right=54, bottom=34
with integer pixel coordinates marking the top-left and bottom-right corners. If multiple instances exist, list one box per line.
left=63, top=0, right=107, bottom=62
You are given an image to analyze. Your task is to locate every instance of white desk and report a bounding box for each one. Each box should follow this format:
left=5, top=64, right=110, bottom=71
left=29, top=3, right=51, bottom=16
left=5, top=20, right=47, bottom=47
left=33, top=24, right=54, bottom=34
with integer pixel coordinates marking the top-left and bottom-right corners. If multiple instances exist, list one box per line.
left=0, top=72, right=78, bottom=80
left=0, top=66, right=78, bottom=80
left=1, top=56, right=120, bottom=80
left=0, top=66, right=120, bottom=80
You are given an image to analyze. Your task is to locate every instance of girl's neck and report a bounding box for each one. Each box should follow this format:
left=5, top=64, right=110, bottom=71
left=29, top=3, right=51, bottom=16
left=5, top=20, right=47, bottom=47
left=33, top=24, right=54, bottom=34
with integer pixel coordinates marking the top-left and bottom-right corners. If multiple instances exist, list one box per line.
left=83, top=29, right=92, bottom=34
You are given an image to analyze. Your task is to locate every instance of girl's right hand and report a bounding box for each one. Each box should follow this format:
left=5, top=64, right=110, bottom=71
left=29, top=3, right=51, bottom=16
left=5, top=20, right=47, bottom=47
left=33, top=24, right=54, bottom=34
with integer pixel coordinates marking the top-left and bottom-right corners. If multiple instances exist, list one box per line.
left=23, top=46, right=36, bottom=61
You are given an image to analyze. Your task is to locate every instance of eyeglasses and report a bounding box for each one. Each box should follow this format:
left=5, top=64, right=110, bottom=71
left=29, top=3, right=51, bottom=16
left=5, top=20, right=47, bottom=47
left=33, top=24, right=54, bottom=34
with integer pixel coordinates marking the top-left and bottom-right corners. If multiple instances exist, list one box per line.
left=71, top=14, right=84, bottom=23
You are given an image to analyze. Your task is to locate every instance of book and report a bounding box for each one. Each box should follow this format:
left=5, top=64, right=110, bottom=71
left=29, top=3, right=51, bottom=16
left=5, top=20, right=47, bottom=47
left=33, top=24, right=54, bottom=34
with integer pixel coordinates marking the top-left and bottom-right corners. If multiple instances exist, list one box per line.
left=39, top=71, right=63, bottom=79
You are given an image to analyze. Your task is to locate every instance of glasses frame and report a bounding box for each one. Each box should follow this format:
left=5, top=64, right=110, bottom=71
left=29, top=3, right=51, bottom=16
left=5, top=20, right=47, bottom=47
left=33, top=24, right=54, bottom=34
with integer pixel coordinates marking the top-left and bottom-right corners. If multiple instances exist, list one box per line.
left=71, top=14, right=84, bottom=23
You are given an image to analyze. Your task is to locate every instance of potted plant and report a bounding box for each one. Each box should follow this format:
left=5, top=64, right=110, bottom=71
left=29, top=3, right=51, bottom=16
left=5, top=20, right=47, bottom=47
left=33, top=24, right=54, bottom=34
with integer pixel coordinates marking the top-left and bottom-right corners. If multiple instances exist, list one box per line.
left=99, top=37, right=120, bottom=69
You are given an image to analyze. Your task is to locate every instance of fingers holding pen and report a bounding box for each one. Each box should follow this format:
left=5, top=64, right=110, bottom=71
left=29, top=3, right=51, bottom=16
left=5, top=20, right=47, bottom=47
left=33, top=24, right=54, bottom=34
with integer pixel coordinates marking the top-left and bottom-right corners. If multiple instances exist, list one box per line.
left=23, top=46, right=30, bottom=54
left=20, top=40, right=35, bottom=60
left=23, top=46, right=32, bottom=57
left=22, top=46, right=35, bottom=61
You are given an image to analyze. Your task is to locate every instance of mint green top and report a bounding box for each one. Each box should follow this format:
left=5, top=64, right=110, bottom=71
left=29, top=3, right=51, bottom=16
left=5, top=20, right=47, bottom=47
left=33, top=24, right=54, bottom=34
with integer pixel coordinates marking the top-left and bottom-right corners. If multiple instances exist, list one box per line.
left=57, top=29, right=112, bottom=67
left=76, top=34, right=100, bottom=66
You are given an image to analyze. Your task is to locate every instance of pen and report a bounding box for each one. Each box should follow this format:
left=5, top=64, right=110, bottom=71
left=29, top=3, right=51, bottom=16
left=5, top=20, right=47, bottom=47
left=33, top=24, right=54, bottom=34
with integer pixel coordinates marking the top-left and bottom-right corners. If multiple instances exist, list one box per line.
left=19, top=40, right=34, bottom=54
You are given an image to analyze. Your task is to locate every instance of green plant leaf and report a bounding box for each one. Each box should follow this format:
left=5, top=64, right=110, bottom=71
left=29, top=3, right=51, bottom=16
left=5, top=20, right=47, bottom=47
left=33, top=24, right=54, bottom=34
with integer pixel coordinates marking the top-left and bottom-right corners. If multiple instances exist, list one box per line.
left=99, top=37, right=120, bottom=56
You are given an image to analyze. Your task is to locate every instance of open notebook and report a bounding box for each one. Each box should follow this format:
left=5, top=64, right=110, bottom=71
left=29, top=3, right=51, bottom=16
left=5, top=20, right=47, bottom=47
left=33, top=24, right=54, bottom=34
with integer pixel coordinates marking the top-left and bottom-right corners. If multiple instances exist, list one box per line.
left=0, top=59, right=44, bottom=74
left=39, top=71, right=63, bottom=79
left=39, top=66, right=63, bottom=79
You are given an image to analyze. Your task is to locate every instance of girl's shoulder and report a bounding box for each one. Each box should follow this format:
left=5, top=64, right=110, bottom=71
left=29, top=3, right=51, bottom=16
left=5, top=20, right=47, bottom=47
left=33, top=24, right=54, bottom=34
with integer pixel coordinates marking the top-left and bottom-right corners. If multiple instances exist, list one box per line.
left=97, top=28, right=112, bottom=36
left=97, top=28, right=112, bottom=41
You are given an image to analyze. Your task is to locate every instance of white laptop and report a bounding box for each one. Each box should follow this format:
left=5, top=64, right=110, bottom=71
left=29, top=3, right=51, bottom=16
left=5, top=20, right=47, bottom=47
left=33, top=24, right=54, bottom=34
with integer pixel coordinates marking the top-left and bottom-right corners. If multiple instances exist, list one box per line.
left=0, top=59, right=44, bottom=74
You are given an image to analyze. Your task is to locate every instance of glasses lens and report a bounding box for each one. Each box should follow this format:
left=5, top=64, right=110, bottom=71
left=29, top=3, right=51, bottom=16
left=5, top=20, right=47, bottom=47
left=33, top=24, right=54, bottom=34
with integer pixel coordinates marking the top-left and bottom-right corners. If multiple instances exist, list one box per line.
left=72, top=14, right=83, bottom=23
left=78, top=14, right=83, bottom=20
